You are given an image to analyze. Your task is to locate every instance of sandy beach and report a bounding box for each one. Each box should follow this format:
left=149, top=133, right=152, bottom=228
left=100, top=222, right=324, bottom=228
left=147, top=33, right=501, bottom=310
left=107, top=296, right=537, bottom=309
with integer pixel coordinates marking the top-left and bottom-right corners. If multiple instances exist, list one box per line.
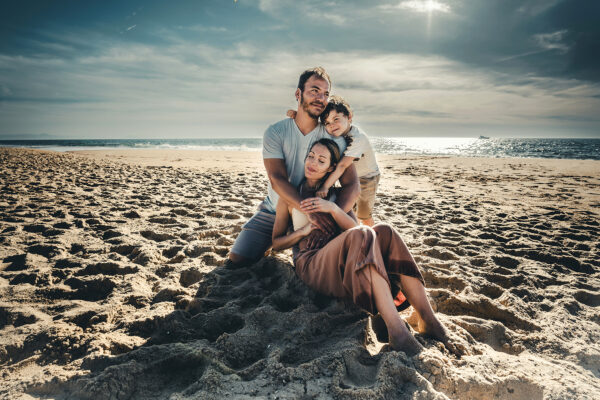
left=1, top=147, right=599, bottom=399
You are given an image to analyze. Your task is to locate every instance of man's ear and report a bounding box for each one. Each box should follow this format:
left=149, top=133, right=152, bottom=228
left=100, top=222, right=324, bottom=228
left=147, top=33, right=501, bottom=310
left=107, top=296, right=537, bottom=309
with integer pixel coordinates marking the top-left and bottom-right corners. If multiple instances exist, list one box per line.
left=295, top=88, right=301, bottom=102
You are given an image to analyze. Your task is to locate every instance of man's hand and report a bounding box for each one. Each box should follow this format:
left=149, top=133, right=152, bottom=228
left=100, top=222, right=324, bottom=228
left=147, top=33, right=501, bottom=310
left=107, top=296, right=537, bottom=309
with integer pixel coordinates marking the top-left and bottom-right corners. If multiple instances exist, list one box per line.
left=304, top=229, right=333, bottom=250
left=306, top=212, right=335, bottom=235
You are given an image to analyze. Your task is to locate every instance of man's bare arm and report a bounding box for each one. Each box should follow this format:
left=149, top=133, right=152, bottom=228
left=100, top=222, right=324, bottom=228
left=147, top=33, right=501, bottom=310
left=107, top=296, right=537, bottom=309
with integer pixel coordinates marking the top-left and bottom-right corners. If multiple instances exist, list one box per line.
left=264, top=158, right=302, bottom=210
left=265, top=157, right=335, bottom=234
left=335, top=163, right=360, bottom=212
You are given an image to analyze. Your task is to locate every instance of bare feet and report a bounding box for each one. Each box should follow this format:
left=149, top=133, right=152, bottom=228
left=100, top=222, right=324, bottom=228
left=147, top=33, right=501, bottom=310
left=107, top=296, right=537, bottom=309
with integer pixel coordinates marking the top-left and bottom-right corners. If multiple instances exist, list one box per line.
left=388, top=325, right=423, bottom=356
left=419, top=316, right=463, bottom=357
left=371, top=314, right=389, bottom=343
left=373, top=314, right=424, bottom=356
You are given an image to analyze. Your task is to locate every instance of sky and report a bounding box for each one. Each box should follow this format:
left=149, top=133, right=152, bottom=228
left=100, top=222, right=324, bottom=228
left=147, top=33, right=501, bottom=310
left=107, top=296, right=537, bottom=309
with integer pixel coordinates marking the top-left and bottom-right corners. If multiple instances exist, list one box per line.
left=1, top=0, right=599, bottom=139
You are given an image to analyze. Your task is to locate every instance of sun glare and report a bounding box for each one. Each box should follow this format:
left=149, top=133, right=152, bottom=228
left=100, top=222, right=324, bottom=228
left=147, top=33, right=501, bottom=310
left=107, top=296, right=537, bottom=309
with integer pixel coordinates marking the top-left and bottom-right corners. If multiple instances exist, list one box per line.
left=400, top=0, right=451, bottom=14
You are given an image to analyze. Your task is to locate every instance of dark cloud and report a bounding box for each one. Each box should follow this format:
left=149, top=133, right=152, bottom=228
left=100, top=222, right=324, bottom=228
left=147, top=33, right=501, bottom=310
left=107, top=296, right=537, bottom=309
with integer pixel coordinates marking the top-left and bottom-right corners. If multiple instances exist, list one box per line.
left=336, top=82, right=433, bottom=93
left=4, top=1, right=597, bottom=82
left=247, top=1, right=600, bottom=83
left=544, top=114, right=600, bottom=122
left=381, top=0, right=600, bottom=83
left=402, top=109, right=452, bottom=118
left=0, top=96, right=103, bottom=103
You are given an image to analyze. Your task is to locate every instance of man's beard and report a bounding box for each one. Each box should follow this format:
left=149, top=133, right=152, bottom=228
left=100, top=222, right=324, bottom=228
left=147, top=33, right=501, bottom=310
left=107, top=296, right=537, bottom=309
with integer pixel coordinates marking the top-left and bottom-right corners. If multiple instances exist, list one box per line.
left=301, top=93, right=324, bottom=120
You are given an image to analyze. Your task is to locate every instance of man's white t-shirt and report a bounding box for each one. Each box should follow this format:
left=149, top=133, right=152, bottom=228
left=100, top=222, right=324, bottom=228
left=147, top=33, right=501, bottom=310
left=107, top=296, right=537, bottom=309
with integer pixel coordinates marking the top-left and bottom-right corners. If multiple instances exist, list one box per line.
left=262, top=118, right=347, bottom=213
left=343, top=125, right=380, bottom=179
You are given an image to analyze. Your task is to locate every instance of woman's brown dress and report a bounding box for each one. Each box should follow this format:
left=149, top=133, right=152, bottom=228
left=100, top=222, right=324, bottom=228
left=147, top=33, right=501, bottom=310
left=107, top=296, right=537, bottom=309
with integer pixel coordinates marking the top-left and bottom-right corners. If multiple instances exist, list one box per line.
left=293, top=222, right=425, bottom=315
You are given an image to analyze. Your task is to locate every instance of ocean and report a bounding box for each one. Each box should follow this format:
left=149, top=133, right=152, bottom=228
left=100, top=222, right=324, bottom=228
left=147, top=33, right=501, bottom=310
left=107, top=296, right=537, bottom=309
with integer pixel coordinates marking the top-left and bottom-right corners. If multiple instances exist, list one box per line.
left=1, top=137, right=599, bottom=160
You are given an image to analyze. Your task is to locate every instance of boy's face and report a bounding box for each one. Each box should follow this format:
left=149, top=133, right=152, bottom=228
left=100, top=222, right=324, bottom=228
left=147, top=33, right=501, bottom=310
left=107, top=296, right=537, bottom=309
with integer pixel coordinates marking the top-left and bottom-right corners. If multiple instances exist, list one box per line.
left=324, top=110, right=352, bottom=137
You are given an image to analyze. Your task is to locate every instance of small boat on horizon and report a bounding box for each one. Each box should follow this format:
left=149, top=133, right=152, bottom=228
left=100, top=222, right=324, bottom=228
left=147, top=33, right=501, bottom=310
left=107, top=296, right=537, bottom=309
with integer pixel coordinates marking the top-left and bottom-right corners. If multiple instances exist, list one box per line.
left=478, top=135, right=490, bottom=139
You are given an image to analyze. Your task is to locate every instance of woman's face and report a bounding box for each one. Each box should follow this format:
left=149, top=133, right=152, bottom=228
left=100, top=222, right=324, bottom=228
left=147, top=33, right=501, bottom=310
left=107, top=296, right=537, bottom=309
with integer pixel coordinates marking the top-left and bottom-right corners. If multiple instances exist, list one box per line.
left=305, top=143, right=334, bottom=180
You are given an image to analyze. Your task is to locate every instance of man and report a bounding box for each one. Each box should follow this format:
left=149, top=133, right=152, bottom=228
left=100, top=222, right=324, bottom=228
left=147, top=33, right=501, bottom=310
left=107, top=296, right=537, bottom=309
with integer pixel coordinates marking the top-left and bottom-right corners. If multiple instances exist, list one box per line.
left=228, top=67, right=360, bottom=264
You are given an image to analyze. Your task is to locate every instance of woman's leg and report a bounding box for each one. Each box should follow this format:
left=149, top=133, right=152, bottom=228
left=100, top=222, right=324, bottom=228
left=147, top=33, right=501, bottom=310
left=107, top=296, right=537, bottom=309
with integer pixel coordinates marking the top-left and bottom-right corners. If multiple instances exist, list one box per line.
left=372, top=223, right=454, bottom=349
left=399, top=274, right=449, bottom=341
left=366, top=264, right=422, bottom=355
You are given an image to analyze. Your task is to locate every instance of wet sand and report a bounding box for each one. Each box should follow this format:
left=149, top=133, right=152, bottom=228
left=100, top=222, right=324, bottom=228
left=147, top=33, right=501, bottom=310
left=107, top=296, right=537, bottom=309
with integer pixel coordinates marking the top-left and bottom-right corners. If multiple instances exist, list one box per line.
left=1, top=147, right=599, bottom=399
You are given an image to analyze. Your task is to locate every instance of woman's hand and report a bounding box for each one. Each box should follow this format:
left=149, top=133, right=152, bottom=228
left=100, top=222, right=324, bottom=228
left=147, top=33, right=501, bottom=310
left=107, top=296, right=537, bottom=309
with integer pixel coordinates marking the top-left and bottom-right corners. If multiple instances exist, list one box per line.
left=300, top=197, right=336, bottom=214
left=299, top=222, right=317, bottom=236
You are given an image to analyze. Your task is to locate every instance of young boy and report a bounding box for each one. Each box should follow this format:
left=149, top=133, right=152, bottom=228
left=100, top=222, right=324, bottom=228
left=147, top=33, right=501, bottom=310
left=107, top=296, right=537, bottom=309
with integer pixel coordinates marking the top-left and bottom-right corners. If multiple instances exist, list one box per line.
left=317, top=95, right=380, bottom=226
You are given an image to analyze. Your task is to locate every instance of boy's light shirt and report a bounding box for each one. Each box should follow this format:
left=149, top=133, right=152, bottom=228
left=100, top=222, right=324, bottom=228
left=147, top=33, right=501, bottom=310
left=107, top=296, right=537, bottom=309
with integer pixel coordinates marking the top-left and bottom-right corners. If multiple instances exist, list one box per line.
left=340, top=125, right=380, bottom=179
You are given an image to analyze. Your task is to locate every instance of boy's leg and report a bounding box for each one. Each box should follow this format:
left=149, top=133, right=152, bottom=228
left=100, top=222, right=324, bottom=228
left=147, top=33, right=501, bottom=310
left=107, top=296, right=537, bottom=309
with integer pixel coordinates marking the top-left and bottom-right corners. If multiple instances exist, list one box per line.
left=356, top=174, right=380, bottom=227
left=228, top=208, right=276, bottom=264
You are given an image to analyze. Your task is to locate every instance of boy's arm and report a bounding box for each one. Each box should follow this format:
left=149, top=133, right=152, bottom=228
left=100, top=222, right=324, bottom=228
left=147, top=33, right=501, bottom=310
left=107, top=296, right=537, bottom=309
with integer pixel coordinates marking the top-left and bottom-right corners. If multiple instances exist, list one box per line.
left=335, top=163, right=360, bottom=212
left=319, top=156, right=355, bottom=194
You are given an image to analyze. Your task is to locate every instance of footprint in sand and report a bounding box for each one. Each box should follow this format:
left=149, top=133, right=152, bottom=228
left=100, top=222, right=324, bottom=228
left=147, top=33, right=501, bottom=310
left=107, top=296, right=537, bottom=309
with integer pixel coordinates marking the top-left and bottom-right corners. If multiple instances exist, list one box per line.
left=148, top=216, right=179, bottom=225
left=75, top=261, right=139, bottom=276
left=140, top=230, right=176, bottom=242
left=27, top=244, right=61, bottom=259
left=0, top=306, right=41, bottom=329
left=573, top=290, right=600, bottom=307
left=429, top=288, right=540, bottom=331
left=64, top=277, right=116, bottom=301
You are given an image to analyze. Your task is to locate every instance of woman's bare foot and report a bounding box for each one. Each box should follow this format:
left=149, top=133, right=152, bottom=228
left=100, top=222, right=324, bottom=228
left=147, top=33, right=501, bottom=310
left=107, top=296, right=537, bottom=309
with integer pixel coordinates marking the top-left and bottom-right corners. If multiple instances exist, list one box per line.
left=419, top=316, right=463, bottom=356
left=371, top=314, right=389, bottom=343
left=388, top=325, right=423, bottom=356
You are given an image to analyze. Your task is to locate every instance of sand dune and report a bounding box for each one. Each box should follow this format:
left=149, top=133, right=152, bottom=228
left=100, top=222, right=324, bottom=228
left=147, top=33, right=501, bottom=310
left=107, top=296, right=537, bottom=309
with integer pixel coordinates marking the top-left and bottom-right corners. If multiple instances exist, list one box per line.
left=0, top=148, right=599, bottom=399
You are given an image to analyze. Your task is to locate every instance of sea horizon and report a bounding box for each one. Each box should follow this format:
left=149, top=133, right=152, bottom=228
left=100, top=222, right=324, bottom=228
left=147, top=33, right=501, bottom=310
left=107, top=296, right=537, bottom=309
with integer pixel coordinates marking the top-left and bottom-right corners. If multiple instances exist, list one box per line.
left=1, top=137, right=599, bottom=160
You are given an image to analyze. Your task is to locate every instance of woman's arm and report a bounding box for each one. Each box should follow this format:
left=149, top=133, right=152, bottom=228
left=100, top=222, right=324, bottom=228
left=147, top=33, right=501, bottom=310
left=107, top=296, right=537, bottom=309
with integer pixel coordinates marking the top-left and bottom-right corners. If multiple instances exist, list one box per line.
left=272, top=198, right=316, bottom=251
left=316, top=155, right=356, bottom=198
left=299, top=197, right=358, bottom=231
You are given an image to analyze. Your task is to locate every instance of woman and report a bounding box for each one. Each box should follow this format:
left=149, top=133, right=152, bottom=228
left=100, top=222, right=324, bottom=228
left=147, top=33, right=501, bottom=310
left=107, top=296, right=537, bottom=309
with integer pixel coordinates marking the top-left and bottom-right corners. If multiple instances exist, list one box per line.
left=272, top=138, right=454, bottom=356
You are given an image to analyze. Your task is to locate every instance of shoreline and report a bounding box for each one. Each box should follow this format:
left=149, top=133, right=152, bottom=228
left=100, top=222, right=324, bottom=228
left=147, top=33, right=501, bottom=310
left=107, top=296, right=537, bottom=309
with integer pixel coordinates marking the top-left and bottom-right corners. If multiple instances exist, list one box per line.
left=2, top=143, right=600, bottom=162
left=71, top=147, right=600, bottom=165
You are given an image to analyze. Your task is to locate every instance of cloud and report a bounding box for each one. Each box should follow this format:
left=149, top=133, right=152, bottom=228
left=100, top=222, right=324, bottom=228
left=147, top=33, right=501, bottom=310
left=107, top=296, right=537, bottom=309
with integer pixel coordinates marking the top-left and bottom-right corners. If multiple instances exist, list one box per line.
left=1, top=84, right=12, bottom=96
left=254, top=0, right=348, bottom=25
left=1, top=1, right=599, bottom=138
left=517, top=0, right=563, bottom=17
left=183, top=25, right=228, bottom=33
left=2, top=27, right=598, bottom=139
left=534, top=30, right=569, bottom=53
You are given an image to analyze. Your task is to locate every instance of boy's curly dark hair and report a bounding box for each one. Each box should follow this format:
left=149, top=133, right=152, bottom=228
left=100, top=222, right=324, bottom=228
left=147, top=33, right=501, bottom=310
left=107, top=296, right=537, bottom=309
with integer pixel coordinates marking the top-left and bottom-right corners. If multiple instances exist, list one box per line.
left=321, top=95, right=354, bottom=147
